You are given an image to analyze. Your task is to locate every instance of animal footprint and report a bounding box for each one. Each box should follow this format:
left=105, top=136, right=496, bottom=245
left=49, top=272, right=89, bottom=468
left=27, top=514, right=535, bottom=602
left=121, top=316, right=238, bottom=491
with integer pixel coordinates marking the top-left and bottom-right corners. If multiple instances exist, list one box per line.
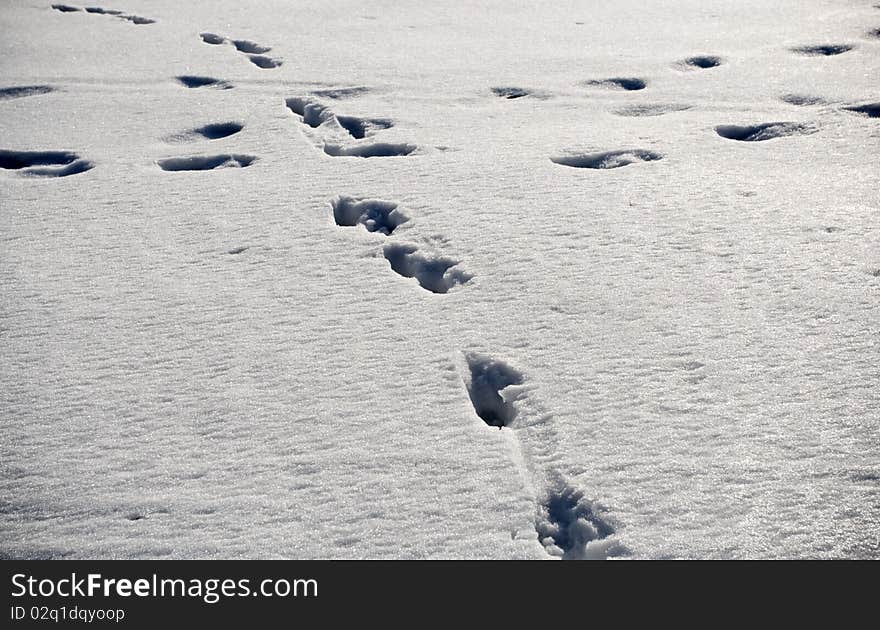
left=330, top=195, right=409, bottom=235
left=715, top=122, right=818, bottom=141
left=157, top=155, right=256, bottom=171
left=382, top=243, right=471, bottom=293
left=0, top=149, right=93, bottom=177
left=551, top=149, right=662, bottom=169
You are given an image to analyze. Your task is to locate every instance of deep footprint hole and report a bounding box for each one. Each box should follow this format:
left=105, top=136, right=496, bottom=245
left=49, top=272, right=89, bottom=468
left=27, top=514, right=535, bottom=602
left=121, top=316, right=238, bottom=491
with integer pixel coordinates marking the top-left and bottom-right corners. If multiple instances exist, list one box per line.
left=383, top=243, right=470, bottom=293
left=464, top=353, right=523, bottom=428
left=331, top=195, right=408, bottom=235
left=551, top=149, right=662, bottom=169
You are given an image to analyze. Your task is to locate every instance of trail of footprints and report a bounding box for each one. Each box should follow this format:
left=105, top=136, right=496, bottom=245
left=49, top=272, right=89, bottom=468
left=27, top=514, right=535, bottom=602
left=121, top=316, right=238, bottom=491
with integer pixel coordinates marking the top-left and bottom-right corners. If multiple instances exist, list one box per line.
left=199, top=32, right=283, bottom=69
left=284, top=95, right=417, bottom=157
left=461, top=353, right=627, bottom=559
left=329, top=195, right=470, bottom=293
left=5, top=3, right=880, bottom=553
left=51, top=4, right=155, bottom=24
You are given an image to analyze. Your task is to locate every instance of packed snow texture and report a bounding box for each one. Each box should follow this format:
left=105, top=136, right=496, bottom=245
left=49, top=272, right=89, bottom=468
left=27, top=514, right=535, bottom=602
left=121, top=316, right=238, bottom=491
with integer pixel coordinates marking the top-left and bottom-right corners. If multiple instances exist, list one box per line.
left=1, top=0, right=878, bottom=560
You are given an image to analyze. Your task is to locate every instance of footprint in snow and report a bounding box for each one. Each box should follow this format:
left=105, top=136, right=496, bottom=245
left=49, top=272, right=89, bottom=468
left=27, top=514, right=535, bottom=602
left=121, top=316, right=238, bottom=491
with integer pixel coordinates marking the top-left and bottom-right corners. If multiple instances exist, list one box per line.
left=551, top=149, right=662, bottom=169
left=715, top=122, right=818, bottom=141
left=0, top=149, right=94, bottom=177
left=157, top=155, right=256, bottom=171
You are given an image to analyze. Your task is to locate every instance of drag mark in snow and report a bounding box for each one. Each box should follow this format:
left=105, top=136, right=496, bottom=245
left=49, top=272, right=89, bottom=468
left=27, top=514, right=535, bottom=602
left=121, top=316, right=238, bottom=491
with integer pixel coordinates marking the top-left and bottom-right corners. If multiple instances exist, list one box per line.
left=612, top=103, right=691, bottom=117
left=330, top=195, right=409, bottom=235
left=715, top=122, right=818, bottom=141
left=583, top=77, right=647, bottom=91
left=0, top=85, right=55, bottom=100
left=157, top=154, right=256, bottom=171
left=843, top=103, right=880, bottom=118
left=383, top=243, right=471, bottom=293
left=790, top=44, right=853, bottom=56
left=0, top=149, right=94, bottom=177
left=551, top=149, right=662, bottom=169
left=175, top=75, right=232, bottom=89
left=458, top=352, right=628, bottom=559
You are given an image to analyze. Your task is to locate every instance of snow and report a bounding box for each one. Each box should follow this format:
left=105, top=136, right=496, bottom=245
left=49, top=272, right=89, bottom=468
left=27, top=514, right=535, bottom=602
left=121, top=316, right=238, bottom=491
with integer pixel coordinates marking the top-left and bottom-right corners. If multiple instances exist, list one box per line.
left=1, top=0, right=878, bottom=559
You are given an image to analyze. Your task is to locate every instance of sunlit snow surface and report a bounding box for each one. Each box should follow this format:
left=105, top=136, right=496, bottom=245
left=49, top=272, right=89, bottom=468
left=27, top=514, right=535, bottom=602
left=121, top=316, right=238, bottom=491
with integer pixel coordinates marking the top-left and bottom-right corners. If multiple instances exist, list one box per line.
left=1, top=0, right=878, bottom=559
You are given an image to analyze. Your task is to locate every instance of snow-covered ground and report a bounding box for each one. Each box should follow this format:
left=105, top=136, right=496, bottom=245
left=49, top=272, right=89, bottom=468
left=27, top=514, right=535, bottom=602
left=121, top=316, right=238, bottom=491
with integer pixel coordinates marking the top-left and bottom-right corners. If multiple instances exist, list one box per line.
left=1, top=0, right=878, bottom=559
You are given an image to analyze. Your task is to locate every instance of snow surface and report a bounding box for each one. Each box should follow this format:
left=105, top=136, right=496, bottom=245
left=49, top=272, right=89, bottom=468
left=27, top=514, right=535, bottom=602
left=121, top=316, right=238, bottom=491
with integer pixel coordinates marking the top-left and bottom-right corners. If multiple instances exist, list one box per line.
left=1, top=0, right=878, bottom=559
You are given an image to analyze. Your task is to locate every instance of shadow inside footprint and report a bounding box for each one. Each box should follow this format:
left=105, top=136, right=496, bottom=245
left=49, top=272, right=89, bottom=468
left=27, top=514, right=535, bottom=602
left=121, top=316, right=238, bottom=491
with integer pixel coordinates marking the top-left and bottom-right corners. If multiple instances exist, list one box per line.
left=682, top=55, right=723, bottom=69
left=843, top=103, right=880, bottom=118
left=176, top=75, right=231, bottom=89
left=248, top=55, right=282, bottom=69
left=612, top=103, right=690, bottom=117
left=0, top=85, right=55, bottom=100
left=551, top=149, right=662, bottom=169
left=491, top=86, right=531, bottom=99
left=583, top=77, right=647, bottom=91
left=193, top=122, right=244, bottom=140
left=157, top=155, right=255, bottom=171
left=536, top=481, right=628, bottom=560
left=331, top=195, right=408, bottom=235
left=285, top=97, right=333, bottom=127
left=200, top=32, right=226, bottom=45
left=791, top=44, right=853, bottom=56
left=335, top=115, right=394, bottom=139
left=323, top=143, right=417, bottom=158
left=464, top=353, right=523, bottom=428
left=233, top=40, right=271, bottom=54
left=715, top=122, right=818, bottom=141
left=383, top=243, right=471, bottom=293
left=780, top=94, right=826, bottom=106
left=0, top=149, right=93, bottom=177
